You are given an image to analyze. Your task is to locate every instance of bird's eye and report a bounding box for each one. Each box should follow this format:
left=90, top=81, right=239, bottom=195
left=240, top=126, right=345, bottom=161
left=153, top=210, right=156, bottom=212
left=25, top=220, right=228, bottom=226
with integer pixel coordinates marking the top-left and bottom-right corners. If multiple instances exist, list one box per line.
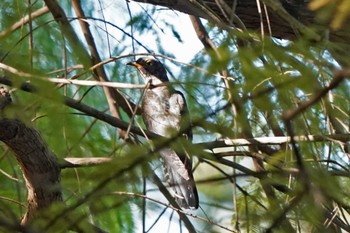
left=145, top=59, right=153, bottom=65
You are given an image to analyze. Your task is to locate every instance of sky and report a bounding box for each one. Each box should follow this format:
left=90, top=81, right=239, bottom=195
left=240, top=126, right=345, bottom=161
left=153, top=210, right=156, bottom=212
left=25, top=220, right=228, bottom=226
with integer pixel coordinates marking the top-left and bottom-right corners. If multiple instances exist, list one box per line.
left=85, top=0, right=204, bottom=64
left=125, top=1, right=203, bottom=61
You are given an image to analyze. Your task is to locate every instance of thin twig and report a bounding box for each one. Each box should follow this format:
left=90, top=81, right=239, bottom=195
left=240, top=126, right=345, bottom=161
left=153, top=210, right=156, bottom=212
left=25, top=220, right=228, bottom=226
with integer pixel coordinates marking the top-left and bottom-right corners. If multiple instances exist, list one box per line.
left=0, top=6, right=49, bottom=38
left=60, top=157, right=113, bottom=168
left=1, top=76, right=349, bottom=149
left=283, top=69, right=350, bottom=121
left=203, top=133, right=350, bottom=149
left=49, top=78, right=148, bottom=89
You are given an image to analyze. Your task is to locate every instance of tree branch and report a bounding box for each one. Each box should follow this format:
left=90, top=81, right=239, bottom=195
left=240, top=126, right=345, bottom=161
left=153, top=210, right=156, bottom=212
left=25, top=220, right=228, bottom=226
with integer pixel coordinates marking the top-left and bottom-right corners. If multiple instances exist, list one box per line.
left=131, top=0, right=350, bottom=65
left=43, top=0, right=136, bottom=118
left=60, top=157, right=113, bottom=168
left=1, top=75, right=349, bottom=152
left=0, top=6, right=49, bottom=39
left=0, top=86, right=62, bottom=225
left=71, top=0, right=135, bottom=140
left=283, top=69, right=350, bottom=121
left=203, top=133, right=350, bottom=149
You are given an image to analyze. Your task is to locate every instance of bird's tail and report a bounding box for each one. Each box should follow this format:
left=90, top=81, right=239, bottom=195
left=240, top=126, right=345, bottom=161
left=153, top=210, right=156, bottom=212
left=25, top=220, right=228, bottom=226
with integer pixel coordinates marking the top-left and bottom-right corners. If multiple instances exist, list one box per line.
left=160, top=148, right=199, bottom=209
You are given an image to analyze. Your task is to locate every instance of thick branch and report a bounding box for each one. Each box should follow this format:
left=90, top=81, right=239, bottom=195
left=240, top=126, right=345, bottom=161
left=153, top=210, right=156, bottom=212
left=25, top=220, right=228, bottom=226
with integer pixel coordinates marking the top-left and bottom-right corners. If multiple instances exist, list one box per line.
left=131, top=0, right=350, bottom=65
left=0, top=87, right=62, bottom=225
left=130, top=0, right=342, bottom=40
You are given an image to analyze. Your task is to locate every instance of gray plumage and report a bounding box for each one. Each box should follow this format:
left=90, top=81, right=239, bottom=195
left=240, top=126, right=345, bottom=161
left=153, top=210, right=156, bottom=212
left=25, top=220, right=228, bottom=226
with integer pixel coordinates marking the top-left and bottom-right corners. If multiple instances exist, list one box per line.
left=127, top=57, right=198, bottom=209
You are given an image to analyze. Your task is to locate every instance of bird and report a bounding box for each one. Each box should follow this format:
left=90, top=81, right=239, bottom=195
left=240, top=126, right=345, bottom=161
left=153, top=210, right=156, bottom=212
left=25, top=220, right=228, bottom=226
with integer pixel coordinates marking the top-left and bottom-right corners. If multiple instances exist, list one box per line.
left=127, top=57, right=199, bottom=209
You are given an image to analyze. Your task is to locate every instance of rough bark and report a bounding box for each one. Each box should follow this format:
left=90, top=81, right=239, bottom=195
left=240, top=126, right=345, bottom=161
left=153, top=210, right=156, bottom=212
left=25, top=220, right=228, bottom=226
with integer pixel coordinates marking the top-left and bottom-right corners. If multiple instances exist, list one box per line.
left=129, top=0, right=331, bottom=38
left=0, top=87, right=62, bottom=225
left=131, top=0, right=350, bottom=65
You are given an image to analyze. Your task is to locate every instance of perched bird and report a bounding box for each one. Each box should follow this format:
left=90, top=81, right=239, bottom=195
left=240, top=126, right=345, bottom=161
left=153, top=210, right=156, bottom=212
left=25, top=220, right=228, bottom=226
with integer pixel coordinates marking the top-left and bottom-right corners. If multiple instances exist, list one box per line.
left=127, top=57, right=199, bottom=209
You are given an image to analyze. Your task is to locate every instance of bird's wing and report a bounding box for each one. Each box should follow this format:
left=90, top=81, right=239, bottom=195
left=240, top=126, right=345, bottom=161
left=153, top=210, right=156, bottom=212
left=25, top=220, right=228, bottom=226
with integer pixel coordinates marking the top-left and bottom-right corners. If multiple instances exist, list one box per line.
left=169, top=90, right=193, bottom=140
left=166, top=90, right=194, bottom=180
left=167, top=91, right=198, bottom=209
left=142, top=89, right=198, bottom=209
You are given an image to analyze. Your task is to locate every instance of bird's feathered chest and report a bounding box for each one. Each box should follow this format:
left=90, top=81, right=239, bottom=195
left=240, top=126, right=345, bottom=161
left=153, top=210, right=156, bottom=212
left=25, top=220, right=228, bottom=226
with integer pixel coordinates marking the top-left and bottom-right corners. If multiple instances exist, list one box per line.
left=141, top=86, right=184, bottom=137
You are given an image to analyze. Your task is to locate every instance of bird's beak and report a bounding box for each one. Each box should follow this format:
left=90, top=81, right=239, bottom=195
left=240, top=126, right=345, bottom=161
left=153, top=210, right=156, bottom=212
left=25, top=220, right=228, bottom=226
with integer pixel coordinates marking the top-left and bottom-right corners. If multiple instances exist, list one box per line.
left=127, top=61, right=148, bottom=77
left=126, top=61, right=135, bottom=66
left=127, top=61, right=141, bottom=68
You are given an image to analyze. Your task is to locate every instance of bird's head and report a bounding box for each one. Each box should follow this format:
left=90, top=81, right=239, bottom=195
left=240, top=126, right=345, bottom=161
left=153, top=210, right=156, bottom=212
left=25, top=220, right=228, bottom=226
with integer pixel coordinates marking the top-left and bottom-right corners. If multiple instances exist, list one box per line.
left=127, top=57, right=169, bottom=84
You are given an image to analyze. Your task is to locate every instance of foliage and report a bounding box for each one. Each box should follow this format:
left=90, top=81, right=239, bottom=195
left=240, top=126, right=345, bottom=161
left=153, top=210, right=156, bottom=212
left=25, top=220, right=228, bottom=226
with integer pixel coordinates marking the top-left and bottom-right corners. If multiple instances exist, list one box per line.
left=0, top=0, right=349, bottom=233
left=310, top=0, right=350, bottom=30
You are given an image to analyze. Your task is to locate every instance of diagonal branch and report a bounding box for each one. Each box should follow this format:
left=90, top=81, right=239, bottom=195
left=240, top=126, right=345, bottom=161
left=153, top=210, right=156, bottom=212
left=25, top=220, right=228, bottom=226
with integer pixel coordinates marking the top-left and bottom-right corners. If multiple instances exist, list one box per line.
left=71, top=0, right=134, bottom=140
left=151, top=174, right=198, bottom=233
left=43, top=0, right=136, bottom=119
left=0, top=6, right=49, bottom=39
left=0, top=75, right=157, bottom=139
left=283, top=69, right=350, bottom=121
left=1, top=75, right=349, bottom=154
